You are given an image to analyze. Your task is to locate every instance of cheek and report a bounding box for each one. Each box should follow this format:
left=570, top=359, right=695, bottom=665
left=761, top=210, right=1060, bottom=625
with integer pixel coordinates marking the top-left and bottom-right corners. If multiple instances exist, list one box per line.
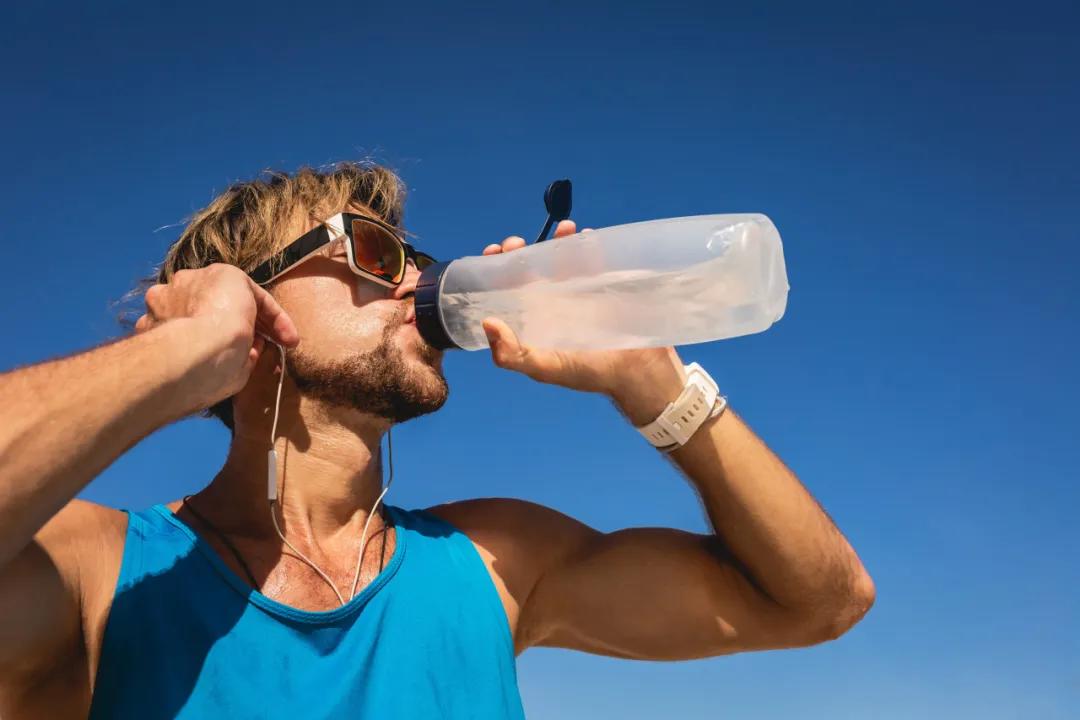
left=278, top=277, right=393, bottom=359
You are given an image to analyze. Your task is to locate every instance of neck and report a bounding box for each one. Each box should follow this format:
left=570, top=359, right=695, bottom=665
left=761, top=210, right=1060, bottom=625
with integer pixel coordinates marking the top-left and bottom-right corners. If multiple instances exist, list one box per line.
left=197, top=391, right=393, bottom=546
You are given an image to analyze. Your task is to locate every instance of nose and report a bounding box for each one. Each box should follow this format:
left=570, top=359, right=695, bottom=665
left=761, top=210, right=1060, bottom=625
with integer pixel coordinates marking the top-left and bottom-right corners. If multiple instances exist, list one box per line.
left=392, top=258, right=423, bottom=301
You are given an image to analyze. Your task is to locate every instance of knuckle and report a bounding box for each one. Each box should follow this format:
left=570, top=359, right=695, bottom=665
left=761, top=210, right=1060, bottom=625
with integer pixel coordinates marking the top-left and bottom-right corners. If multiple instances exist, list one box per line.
left=144, top=283, right=165, bottom=304
left=202, top=262, right=230, bottom=278
left=214, top=263, right=248, bottom=285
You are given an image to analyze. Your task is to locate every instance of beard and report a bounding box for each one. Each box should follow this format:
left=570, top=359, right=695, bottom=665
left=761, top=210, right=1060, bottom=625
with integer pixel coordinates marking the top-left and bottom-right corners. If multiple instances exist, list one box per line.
left=286, top=316, right=449, bottom=424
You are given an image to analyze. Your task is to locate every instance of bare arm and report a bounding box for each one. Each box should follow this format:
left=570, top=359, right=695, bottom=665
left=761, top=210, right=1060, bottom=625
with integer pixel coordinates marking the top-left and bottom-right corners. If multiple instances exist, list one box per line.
left=470, top=224, right=874, bottom=660
left=0, top=322, right=200, bottom=568
left=0, top=265, right=298, bottom=684
left=511, top=358, right=875, bottom=659
left=431, top=374, right=873, bottom=660
left=0, top=323, right=204, bottom=691
left=609, top=362, right=876, bottom=637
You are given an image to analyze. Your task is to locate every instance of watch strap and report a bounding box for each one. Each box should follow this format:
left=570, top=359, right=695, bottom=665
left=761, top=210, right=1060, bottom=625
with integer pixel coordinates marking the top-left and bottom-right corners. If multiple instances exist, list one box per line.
left=635, top=362, right=725, bottom=451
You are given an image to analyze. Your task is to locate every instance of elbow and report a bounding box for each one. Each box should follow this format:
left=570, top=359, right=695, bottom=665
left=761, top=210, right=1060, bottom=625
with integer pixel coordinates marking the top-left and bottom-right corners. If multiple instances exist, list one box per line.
left=799, top=568, right=876, bottom=646
left=826, top=569, right=875, bottom=640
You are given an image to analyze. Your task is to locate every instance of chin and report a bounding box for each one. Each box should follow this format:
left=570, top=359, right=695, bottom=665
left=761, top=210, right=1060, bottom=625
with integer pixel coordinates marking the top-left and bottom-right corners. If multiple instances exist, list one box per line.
left=397, top=356, right=451, bottom=422
left=287, top=320, right=449, bottom=424
left=399, top=324, right=444, bottom=367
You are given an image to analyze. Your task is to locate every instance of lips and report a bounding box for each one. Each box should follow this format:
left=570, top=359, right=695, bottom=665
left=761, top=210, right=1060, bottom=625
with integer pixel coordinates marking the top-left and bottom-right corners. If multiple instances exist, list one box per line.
left=404, top=307, right=416, bottom=324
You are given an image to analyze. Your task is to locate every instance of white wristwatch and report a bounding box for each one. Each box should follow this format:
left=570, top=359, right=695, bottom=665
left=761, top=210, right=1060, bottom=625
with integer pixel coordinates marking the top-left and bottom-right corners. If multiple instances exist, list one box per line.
left=635, top=362, right=727, bottom=452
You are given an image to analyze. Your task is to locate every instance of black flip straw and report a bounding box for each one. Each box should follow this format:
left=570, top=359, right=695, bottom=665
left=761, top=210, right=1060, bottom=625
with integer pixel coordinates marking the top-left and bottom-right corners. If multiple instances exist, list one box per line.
left=534, top=179, right=572, bottom=243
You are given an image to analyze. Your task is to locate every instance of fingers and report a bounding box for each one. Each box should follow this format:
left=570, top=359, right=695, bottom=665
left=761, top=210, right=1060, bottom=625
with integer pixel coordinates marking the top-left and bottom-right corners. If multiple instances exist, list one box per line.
left=141, top=284, right=165, bottom=329
left=482, top=316, right=560, bottom=384
left=247, top=277, right=300, bottom=347
left=483, top=221, right=583, bottom=256
left=483, top=235, right=528, bottom=255
left=245, top=333, right=267, bottom=375
left=501, top=236, right=527, bottom=252
left=554, top=219, right=577, bottom=238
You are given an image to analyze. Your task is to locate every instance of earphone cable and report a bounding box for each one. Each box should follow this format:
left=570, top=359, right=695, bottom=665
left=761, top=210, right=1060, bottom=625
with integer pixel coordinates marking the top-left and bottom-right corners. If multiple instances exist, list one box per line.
left=266, top=340, right=392, bottom=607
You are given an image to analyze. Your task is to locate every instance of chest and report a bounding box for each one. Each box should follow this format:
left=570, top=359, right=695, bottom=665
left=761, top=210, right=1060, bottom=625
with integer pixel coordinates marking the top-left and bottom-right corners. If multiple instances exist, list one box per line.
left=228, top=527, right=399, bottom=612
left=86, top=543, right=522, bottom=720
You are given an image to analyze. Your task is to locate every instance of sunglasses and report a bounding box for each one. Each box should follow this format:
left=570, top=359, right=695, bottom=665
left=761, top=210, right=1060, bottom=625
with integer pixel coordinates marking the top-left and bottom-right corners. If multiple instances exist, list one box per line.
left=248, top=213, right=438, bottom=287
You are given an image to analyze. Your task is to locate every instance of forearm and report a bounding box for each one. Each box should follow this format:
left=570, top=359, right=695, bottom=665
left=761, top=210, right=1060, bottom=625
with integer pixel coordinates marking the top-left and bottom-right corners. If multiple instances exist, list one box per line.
left=610, top=354, right=874, bottom=623
left=0, top=320, right=204, bottom=567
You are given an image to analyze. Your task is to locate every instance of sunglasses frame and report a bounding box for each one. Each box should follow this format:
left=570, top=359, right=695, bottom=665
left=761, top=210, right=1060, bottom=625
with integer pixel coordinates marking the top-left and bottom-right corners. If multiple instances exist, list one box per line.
left=248, top=212, right=436, bottom=288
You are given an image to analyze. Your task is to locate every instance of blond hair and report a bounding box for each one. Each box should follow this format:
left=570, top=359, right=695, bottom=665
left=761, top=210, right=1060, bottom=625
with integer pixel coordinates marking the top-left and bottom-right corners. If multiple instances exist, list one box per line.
left=124, top=160, right=408, bottom=431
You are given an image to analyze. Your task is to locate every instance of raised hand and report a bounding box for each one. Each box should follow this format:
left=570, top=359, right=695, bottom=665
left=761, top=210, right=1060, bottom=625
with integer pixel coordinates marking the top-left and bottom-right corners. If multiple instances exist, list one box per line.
left=133, top=263, right=300, bottom=411
left=480, top=220, right=684, bottom=409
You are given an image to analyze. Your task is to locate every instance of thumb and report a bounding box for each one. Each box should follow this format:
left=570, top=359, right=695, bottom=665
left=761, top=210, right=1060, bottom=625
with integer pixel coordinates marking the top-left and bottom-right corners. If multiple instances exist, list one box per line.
left=482, top=317, right=527, bottom=371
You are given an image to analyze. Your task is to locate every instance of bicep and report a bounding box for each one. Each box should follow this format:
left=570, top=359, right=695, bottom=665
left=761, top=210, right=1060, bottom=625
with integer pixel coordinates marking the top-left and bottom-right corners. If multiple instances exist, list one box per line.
left=520, top=525, right=809, bottom=660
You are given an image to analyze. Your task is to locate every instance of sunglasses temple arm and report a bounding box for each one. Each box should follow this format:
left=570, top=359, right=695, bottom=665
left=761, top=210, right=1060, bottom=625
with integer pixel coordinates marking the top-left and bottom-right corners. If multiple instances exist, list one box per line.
left=534, top=215, right=556, bottom=244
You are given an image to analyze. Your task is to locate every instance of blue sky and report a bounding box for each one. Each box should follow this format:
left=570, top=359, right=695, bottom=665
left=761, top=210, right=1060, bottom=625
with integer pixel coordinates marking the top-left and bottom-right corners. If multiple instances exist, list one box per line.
left=2, top=1, right=1077, bottom=717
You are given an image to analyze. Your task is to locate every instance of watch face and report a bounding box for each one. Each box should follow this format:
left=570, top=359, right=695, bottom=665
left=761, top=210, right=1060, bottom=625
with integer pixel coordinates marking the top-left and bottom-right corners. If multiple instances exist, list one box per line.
left=684, top=362, right=720, bottom=395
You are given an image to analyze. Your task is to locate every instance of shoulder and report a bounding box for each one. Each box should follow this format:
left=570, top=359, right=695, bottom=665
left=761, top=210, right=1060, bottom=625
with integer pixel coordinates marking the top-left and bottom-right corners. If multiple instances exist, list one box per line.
left=422, top=497, right=597, bottom=555
left=421, top=498, right=600, bottom=651
left=34, top=499, right=128, bottom=597
left=41, top=500, right=128, bottom=647
left=42, top=498, right=127, bottom=544
left=0, top=500, right=126, bottom=696
left=44, top=499, right=128, bottom=584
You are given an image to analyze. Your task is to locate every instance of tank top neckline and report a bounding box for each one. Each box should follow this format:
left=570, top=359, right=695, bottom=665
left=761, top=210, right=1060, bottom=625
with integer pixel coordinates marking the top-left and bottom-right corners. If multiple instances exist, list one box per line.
left=149, top=502, right=409, bottom=625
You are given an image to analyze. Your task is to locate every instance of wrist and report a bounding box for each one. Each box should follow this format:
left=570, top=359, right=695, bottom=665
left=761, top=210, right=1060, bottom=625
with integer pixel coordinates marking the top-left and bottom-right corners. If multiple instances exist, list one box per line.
left=155, top=317, right=237, bottom=420
left=614, top=356, right=727, bottom=453
left=609, top=351, right=688, bottom=427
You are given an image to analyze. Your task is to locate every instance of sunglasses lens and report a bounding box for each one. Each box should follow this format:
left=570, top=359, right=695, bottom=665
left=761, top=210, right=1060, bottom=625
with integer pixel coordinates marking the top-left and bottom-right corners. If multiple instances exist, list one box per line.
left=351, top=219, right=405, bottom=284
left=414, top=253, right=437, bottom=271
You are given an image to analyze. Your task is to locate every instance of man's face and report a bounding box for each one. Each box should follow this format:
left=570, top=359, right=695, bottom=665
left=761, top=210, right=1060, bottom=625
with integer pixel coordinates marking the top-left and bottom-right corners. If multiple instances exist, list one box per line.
left=268, top=211, right=449, bottom=424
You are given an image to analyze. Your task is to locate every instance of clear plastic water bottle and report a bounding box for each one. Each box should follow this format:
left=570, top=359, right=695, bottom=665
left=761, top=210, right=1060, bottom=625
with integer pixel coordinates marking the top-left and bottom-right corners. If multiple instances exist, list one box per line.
left=414, top=214, right=789, bottom=351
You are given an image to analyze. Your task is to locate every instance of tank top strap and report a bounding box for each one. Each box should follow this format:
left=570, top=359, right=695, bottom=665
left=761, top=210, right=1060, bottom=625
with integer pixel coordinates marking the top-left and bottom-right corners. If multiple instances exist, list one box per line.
left=386, top=504, right=516, bottom=659
left=111, top=505, right=197, bottom=595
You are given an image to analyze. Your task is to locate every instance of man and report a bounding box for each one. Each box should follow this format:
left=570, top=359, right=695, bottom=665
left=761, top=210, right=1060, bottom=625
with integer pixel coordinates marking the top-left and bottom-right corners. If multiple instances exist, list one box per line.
left=0, top=162, right=874, bottom=718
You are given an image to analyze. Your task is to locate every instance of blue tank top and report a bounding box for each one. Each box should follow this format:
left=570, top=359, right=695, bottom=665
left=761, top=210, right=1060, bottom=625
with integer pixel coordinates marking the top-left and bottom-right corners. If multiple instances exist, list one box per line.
left=89, top=503, right=525, bottom=719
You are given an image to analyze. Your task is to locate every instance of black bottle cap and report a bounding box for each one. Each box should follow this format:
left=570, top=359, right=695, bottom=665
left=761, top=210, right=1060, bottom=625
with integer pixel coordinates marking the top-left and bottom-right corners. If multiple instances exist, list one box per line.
left=414, top=261, right=461, bottom=350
